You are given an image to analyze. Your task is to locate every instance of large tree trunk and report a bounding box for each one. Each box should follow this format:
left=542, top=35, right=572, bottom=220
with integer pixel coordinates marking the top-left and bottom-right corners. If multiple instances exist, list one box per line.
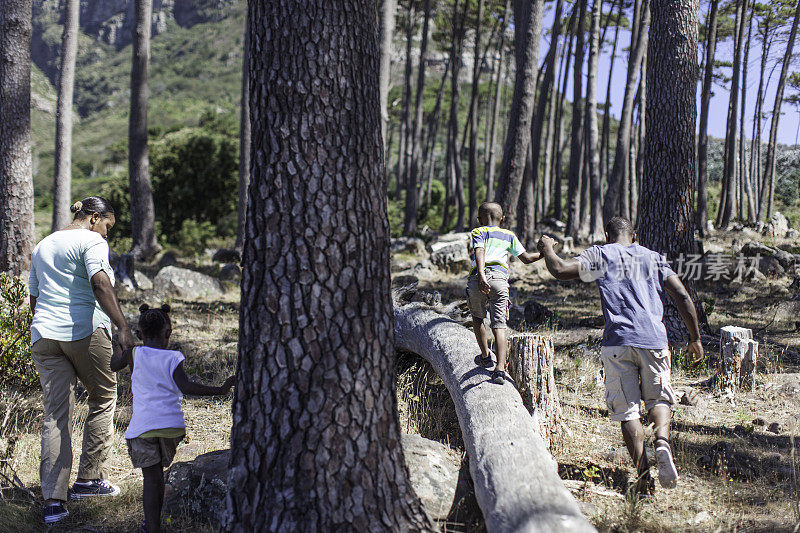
left=394, top=304, right=595, bottom=533
left=493, top=0, right=546, bottom=229
left=759, top=0, right=800, bottom=221
left=235, top=22, right=250, bottom=255
left=603, top=0, right=649, bottom=222
left=224, top=1, right=434, bottom=529
left=0, top=0, right=35, bottom=277
left=565, top=0, right=586, bottom=238
left=51, top=0, right=79, bottom=232
left=586, top=0, right=603, bottom=241
left=404, top=0, right=431, bottom=236
left=637, top=0, right=706, bottom=343
left=696, top=0, right=718, bottom=236
left=485, top=0, right=511, bottom=203
left=717, top=0, right=747, bottom=229
left=379, top=0, right=396, bottom=148
left=467, top=0, right=485, bottom=226
left=129, top=0, right=161, bottom=261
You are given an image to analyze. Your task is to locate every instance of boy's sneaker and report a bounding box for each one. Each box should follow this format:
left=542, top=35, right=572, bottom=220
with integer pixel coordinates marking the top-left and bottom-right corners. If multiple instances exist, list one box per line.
left=70, top=479, right=121, bottom=499
left=654, top=438, right=679, bottom=489
left=490, top=370, right=505, bottom=385
left=475, top=354, right=494, bottom=368
left=44, top=502, right=69, bottom=524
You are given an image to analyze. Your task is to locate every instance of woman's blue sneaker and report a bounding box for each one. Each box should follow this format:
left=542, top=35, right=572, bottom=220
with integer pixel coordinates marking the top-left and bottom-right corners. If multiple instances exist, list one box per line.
left=70, top=479, right=120, bottom=499
left=44, top=502, right=69, bottom=524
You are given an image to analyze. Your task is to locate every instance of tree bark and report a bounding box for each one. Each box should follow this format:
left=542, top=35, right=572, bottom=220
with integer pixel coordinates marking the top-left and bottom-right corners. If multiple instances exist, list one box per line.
left=717, top=0, right=747, bottom=230
left=224, top=2, right=434, bottom=530
left=129, top=0, right=161, bottom=261
left=485, top=0, right=511, bottom=203
left=565, top=0, right=587, bottom=238
left=52, top=0, right=79, bottom=232
left=467, top=0, right=485, bottom=226
left=718, top=326, right=758, bottom=395
left=235, top=21, right=250, bottom=255
left=603, top=0, right=649, bottom=223
left=586, top=0, right=603, bottom=241
left=0, top=0, right=35, bottom=277
left=404, top=0, right=431, bottom=236
left=696, top=0, right=718, bottom=236
left=637, top=0, right=706, bottom=343
left=379, top=0, right=397, bottom=148
left=494, top=0, right=546, bottom=230
left=394, top=304, right=595, bottom=533
left=759, top=0, right=800, bottom=221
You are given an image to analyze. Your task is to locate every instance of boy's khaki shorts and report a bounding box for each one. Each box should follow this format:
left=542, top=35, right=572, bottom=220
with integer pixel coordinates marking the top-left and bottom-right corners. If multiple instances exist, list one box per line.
left=600, top=346, right=677, bottom=422
left=466, top=270, right=510, bottom=329
left=127, top=435, right=185, bottom=469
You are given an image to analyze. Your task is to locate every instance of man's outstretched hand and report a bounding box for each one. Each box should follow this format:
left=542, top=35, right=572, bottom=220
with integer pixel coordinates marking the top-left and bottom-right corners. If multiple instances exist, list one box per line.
left=687, top=339, right=704, bottom=367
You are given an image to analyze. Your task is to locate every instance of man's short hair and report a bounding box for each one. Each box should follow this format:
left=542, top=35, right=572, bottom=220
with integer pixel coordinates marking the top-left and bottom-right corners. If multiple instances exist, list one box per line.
left=605, top=216, right=634, bottom=241
left=478, top=202, right=503, bottom=220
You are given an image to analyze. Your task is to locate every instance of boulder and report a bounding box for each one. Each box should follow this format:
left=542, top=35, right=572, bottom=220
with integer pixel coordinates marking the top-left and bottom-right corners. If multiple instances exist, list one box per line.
left=787, top=229, right=800, bottom=240
left=212, top=249, right=241, bottom=264
left=401, top=434, right=461, bottom=521
left=219, top=263, right=242, bottom=282
left=154, top=266, right=225, bottom=299
left=766, top=212, right=790, bottom=238
left=164, top=435, right=460, bottom=525
left=391, top=237, right=427, bottom=256
left=429, top=235, right=471, bottom=273
left=759, top=255, right=785, bottom=277
left=133, top=270, right=153, bottom=291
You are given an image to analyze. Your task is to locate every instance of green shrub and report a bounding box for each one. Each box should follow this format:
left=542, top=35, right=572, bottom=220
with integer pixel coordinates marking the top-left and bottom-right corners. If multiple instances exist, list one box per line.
left=776, top=170, right=799, bottom=207
left=174, top=219, right=218, bottom=256
left=0, top=274, right=37, bottom=390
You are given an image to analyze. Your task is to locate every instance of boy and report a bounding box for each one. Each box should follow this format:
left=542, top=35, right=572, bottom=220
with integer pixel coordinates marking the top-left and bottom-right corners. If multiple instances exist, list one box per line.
left=537, top=217, right=704, bottom=494
left=468, top=202, right=541, bottom=384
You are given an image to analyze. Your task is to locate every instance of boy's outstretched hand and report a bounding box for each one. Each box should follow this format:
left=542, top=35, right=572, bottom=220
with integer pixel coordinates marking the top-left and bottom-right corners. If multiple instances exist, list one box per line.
left=537, top=234, right=558, bottom=253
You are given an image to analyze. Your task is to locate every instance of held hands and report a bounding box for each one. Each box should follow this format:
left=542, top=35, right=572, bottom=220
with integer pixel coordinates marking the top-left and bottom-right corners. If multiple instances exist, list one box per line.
left=117, top=327, right=135, bottom=354
left=537, top=235, right=558, bottom=254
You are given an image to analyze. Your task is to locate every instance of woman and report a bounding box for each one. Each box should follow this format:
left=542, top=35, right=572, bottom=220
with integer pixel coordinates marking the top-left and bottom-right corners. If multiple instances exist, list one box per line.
left=28, top=196, right=134, bottom=524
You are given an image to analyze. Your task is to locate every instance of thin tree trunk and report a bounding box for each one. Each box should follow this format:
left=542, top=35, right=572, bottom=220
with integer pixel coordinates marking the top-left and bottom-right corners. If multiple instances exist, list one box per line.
left=52, top=0, right=79, bottom=232
left=404, top=0, right=431, bottom=235
left=225, top=1, right=435, bottom=528
left=600, top=0, right=622, bottom=189
left=603, top=0, right=649, bottom=222
left=565, top=0, right=587, bottom=237
left=235, top=22, right=250, bottom=254
left=553, top=15, right=576, bottom=221
left=718, top=0, right=747, bottom=229
left=129, top=0, right=161, bottom=261
left=759, top=1, right=799, bottom=221
left=696, top=0, right=718, bottom=236
left=452, top=0, right=467, bottom=232
left=638, top=0, right=706, bottom=342
left=420, top=58, right=450, bottom=207
left=750, top=20, right=772, bottom=213
left=740, top=6, right=755, bottom=222
left=396, top=0, right=416, bottom=200
left=441, top=0, right=464, bottom=232
left=379, top=0, right=397, bottom=148
left=586, top=0, right=603, bottom=241
left=485, top=0, right=511, bottom=202
left=0, top=0, right=35, bottom=276
left=633, top=47, right=645, bottom=225
left=493, top=0, right=546, bottom=229
left=467, top=0, right=485, bottom=226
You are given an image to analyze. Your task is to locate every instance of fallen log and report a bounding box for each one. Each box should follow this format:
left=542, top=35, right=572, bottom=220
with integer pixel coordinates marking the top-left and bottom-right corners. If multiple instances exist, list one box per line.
left=394, top=303, right=595, bottom=533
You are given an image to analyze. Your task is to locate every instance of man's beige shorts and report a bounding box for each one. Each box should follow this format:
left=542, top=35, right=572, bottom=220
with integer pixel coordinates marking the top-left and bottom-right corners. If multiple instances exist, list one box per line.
left=126, top=435, right=184, bottom=469
left=466, top=271, right=510, bottom=329
left=600, top=346, right=677, bottom=422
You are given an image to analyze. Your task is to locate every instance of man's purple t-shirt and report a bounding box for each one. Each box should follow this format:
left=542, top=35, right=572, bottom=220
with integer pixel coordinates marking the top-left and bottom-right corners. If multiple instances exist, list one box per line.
left=575, top=243, right=677, bottom=349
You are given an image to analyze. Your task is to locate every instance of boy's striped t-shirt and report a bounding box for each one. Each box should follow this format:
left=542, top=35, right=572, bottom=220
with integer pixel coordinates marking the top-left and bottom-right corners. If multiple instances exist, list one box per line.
left=470, top=226, right=526, bottom=275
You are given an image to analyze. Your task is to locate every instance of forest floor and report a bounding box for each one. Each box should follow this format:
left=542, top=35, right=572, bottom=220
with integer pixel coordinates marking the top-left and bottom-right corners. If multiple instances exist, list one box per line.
left=1, top=232, right=800, bottom=532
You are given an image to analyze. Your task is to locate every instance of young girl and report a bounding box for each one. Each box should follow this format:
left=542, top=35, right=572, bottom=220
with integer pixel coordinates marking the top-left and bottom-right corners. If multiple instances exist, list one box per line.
left=111, top=304, right=235, bottom=533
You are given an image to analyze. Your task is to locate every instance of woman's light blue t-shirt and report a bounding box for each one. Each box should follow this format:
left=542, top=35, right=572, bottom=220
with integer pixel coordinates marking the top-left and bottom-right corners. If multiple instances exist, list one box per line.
left=28, top=229, right=115, bottom=345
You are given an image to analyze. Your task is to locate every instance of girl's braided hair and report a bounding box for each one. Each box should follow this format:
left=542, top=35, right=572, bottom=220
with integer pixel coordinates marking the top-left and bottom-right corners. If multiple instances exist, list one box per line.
left=138, top=303, right=172, bottom=338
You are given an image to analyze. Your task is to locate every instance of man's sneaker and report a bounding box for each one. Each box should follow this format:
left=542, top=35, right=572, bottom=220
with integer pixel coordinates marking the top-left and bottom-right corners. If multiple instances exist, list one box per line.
left=70, top=479, right=121, bottom=499
left=654, top=438, right=679, bottom=489
left=44, top=502, right=69, bottom=524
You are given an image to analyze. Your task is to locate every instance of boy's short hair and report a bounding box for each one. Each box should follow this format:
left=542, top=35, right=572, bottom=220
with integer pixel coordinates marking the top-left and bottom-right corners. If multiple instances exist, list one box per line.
left=478, top=202, right=503, bottom=221
left=605, top=216, right=634, bottom=241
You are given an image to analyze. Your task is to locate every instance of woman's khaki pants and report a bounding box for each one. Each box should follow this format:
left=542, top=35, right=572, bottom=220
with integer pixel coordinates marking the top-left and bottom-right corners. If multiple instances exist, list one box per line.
left=30, top=328, right=117, bottom=501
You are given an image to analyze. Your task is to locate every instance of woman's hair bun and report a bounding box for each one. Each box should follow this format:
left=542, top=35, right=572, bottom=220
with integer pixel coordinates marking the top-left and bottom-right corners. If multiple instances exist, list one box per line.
left=160, top=304, right=171, bottom=313
left=139, top=303, right=150, bottom=313
left=70, top=201, right=83, bottom=214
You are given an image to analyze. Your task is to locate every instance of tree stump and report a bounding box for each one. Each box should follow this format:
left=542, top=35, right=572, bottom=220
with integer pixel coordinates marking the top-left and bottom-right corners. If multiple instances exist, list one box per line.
left=507, top=333, right=562, bottom=448
left=719, top=326, right=758, bottom=393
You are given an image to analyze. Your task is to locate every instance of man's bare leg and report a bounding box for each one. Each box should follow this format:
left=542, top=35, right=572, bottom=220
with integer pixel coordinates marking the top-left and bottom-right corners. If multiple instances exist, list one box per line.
left=621, top=419, right=651, bottom=494
left=649, top=404, right=678, bottom=488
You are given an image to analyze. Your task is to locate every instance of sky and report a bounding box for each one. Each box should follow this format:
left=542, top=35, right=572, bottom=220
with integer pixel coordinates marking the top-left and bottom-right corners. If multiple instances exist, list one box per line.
left=537, top=2, right=800, bottom=147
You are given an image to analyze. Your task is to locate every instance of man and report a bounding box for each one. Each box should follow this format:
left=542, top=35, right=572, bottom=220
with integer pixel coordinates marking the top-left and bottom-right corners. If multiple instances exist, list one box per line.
left=538, top=217, right=703, bottom=494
